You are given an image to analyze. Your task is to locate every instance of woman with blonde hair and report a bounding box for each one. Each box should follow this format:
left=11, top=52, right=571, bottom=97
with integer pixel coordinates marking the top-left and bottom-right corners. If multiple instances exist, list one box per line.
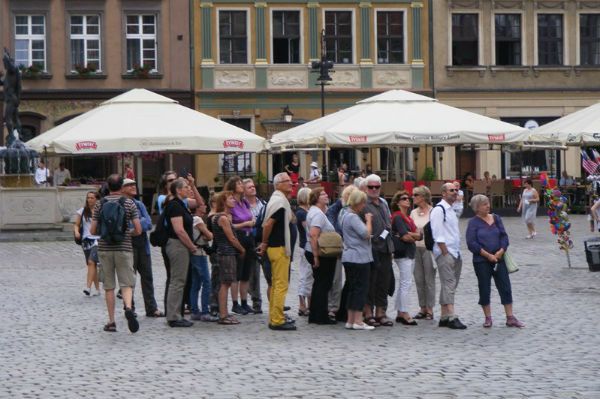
left=410, top=186, right=436, bottom=320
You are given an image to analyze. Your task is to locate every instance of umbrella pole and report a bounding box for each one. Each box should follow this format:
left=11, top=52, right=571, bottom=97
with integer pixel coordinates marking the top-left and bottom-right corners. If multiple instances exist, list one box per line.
left=136, top=155, right=143, bottom=202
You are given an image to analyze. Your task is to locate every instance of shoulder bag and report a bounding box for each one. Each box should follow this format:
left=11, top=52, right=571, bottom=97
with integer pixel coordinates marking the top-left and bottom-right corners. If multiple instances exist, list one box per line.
left=318, top=231, right=343, bottom=258
left=503, top=251, right=519, bottom=273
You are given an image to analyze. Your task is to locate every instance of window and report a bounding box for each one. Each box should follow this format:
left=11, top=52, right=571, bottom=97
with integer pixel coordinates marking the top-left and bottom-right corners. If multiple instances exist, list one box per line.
left=452, top=13, right=478, bottom=66
left=220, top=118, right=253, bottom=174
left=272, top=11, right=300, bottom=63
left=376, top=11, right=404, bottom=64
left=580, top=14, right=600, bottom=65
left=324, top=11, right=352, bottom=64
left=219, top=11, right=247, bottom=64
left=70, top=15, right=101, bottom=72
left=126, top=15, right=157, bottom=71
left=14, top=15, right=46, bottom=70
left=537, top=14, right=563, bottom=65
left=495, top=14, right=521, bottom=66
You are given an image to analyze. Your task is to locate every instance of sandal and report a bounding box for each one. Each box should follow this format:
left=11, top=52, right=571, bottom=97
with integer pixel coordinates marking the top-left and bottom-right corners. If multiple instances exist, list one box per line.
left=364, top=317, right=381, bottom=327
left=413, top=312, right=427, bottom=319
left=298, top=309, right=310, bottom=317
left=218, top=315, right=240, bottom=325
left=376, top=316, right=394, bottom=327
left=425, top=312, right=434, bottom=320
left=103, top=322, right=117, bottom=332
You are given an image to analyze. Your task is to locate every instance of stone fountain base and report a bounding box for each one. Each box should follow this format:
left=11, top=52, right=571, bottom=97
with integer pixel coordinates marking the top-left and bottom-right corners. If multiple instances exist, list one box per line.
left=0, top=174, right=35, bottom=188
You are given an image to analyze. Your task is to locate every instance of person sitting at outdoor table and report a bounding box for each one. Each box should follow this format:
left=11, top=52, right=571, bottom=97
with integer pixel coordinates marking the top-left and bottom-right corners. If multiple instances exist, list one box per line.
left=483, top=171, right=492, bottom=194
left=308, top=161, right=322, bottom=183
left=559, top=171, right=575, bottom=187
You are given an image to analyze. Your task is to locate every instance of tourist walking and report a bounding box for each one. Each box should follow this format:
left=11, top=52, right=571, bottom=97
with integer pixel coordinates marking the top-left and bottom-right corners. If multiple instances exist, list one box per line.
left=409, top=186, right=436, bottom=320
left=90, top=174, right=142, bottom=333
left=340, top=190, right=374, bottom=330
left=74, top=190, right=101, bottom=297
left=466, top=195, right=525, bottom=328
left=257, top=173, right=296, bottom=331
left=163, top=178, right=197, bottom=327
left=517, top=179, right=539, bottom=239
left=362, top=174, right=394, bottom=327
left=305, top=187, right=338, bottom=324
left=430, top=182, right=467, bottom=330
left=296, top=187, right=313, bottom=316
left=391, top=190, right=422, bottom=326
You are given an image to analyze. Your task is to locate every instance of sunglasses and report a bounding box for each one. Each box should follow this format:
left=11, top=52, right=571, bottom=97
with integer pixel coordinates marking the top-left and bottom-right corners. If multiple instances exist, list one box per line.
left=400, top=197, right=410, bottom=201
left=167, top=179, right=176, bottom=183
left=367, top=185, right=381, bottom=190
left=448, top=189, right=457, bottom=192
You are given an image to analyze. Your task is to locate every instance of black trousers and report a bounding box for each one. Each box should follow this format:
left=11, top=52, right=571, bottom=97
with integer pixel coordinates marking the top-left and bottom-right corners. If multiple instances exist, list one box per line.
left=305, top=251, right=337, bottom=324
left=209, top=253, right=220, bottom=312
left=132, top=245, right=159, bottom=315
left=343, top=262, right=371, bottom=311
left=368, top=251, right=393, bottom=309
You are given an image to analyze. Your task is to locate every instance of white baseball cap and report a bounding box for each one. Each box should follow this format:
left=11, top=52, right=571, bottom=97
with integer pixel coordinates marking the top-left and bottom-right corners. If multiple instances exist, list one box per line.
left=310, top=161, right=318, bottom=168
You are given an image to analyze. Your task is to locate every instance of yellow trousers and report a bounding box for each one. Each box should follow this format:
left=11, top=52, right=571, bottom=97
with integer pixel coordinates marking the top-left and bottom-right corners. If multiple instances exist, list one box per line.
left=267, top=246, right=290, bottom=326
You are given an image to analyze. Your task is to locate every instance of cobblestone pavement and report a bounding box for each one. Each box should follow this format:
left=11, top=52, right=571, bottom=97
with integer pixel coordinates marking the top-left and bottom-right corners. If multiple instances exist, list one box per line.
left=1, top=215, right=600, bottom=399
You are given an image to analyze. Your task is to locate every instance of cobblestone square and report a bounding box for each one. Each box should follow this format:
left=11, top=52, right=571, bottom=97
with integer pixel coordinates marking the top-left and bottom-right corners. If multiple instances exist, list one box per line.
left=1, top=215, right=600, bottom=398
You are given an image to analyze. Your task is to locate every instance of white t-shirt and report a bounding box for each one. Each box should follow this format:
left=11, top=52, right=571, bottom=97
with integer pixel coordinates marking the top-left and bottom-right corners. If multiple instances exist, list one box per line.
left=53, top=168, right=71, bottom=185
left=192, top=215, right=209, bottom=256
left=309, top=168, right=321, bottom=181
left=76, top=208, right=100, bottom=241
left=35, top=167, right=48, bottom=184
left=410, top=206, right=431, bottom=248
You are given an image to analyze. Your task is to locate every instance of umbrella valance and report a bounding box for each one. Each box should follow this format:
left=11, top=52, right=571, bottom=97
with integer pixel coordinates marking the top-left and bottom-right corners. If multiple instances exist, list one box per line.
left=270, top=90, right=529, bottom=149
left=528, top=102, right=600, bottom=145
left=27, top=89, right=265, bottom=154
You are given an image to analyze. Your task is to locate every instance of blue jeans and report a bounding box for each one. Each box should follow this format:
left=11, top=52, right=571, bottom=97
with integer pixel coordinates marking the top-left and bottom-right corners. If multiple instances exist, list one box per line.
left=190, top=254, right=211, bottom=314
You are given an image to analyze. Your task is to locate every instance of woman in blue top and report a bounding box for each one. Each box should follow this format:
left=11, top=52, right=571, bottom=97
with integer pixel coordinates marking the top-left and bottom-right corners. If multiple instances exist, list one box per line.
left=466, top=194, right=525, bottom=328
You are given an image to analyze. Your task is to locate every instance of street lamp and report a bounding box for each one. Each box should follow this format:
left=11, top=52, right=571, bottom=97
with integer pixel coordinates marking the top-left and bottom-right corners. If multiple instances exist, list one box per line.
left=281, top=105, right=293, bottom=123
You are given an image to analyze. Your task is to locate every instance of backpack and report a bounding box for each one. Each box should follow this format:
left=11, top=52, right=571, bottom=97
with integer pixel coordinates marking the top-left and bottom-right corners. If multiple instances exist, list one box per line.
left=149, top=211, right=169, bottom=247
left=253, top=199, right=267, bottom=244
left=423, top=204, right=445, bottom=251
left=99, top=197, right=128, bottom=244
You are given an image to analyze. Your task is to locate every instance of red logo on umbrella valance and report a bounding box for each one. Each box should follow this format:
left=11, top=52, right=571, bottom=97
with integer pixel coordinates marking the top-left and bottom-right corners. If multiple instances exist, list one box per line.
left=488, top=134, right=505, bottom=142
left=349, top=135, right=368, bottom=143
left=223, top=140, right=244, bottom=149
left=75, top=141, right=98, bottom=151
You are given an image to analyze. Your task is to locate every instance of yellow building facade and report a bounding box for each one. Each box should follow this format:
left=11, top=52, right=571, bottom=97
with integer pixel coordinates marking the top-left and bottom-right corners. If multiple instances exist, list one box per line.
left=192, top=0, right=431, bottom=186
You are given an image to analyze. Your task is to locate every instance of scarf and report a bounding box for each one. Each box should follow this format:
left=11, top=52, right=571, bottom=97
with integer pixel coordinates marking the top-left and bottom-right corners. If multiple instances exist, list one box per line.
left=262, top=190, right=293, bottom=256
left=391, top=210, right=416, bottom=233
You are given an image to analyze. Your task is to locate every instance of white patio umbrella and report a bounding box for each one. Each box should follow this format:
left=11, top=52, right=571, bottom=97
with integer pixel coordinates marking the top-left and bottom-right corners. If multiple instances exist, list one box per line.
left=269, top=90, right=529, bottom=149
left=528, top=102, right=600, bottom=145
left=27, top=88, right=265, bottom=154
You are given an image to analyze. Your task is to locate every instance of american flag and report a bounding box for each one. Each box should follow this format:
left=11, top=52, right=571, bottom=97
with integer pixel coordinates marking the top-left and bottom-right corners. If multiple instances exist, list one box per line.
left=592, top=148, right=600, bottom=163
left=581, top=150, right=598, bottom=175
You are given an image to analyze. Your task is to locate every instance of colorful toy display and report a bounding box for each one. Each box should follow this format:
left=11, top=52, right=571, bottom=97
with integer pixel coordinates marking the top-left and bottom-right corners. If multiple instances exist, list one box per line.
left=545, top=185, right=573, bottom=268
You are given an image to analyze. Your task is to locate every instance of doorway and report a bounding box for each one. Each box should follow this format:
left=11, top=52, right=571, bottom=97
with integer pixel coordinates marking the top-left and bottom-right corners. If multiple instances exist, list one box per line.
left=456, top=147, right=476, bottom=181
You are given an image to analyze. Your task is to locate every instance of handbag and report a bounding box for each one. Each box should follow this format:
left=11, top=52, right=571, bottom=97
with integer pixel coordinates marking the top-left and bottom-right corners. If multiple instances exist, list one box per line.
left=503, top=251, right=519, bottom=273
left=391, top=215, right=407, bottom=257
left=317, top=231, right=343, bottom=258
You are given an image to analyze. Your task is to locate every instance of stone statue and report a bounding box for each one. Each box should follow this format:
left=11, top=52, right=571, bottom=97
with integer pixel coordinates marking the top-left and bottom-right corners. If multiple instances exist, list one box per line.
left=1, top=47, right=22, bottom=147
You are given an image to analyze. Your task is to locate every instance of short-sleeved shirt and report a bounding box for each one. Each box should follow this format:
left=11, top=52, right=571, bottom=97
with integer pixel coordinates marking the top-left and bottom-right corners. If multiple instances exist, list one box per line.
left=286, top=162, right=300, bottom=174
left=392, top=214, right=416, bottom=259
left=341, top=211, right=373, bottom=264
left=165, top=198, right=194, bottom=241
left=231, top=198, right=253, bottom=234
left=77, top=208, right=100, bottom=241
left=93, top=195, right=139, bottom=252
left=410, top=206, right=431, bottom=249
left=305, top=206, right=335, bottom=253
left=296, top=207, right=308, bottom=249
left=268, top=208, right=286, bottom=247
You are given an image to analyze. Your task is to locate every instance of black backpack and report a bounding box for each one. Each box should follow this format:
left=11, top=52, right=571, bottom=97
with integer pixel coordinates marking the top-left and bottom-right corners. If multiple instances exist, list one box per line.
left=99, top=197, right=128, bottom=244
left=253, top=199, right=268, bottom=244
left=423, top=204, right=445, bottom=251
left=149, top=212, right=169, bottom=247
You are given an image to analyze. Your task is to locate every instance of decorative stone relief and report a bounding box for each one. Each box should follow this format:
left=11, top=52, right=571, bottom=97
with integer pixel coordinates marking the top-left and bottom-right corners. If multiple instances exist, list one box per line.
left=214, top=69, right=255, bottom=89
left=331, top=69, right=360, bottom=88
left=449, top=0, right=480, bottom=9
left=578, top=1, right=600, bottom=9
left=267, top=69, right=307, bottom=89
left=534, top=0, right=565, bottom=9
left=373, top=69, right=411, bottom=89
left=0, top=190, right=58, bottom=225
left=492, top=0, right=525, bottom=9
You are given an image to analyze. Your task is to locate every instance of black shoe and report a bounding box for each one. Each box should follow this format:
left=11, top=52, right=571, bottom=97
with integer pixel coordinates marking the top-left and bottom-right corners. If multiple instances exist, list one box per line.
left=116, top=290, right=123, bottom=299
left=231, top=303, right=248, bottom=315
left=447, top=318, right=467, bottom=330
left=283, top=306, right=291, bottom=311
left=284, top=314, right=296, bottom=324
left=124, top=308, right=139, bottom=333
left=168, top=319, right=194, bottom=328
left=269, top=322, right=297, bottom=331
left=253, top=307, right=263, bottom=314
left=241, top=304, right=255, bottom=314
left=438, top=318, right=449, bottom=327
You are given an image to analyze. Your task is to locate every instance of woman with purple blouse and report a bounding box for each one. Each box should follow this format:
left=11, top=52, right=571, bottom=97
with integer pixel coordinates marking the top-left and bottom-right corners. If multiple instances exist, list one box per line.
left=466, top=195, right=525, bottom=329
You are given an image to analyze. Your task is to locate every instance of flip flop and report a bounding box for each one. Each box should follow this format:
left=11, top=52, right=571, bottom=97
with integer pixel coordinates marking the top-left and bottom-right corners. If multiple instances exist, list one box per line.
left=376, top=316, right=394, bottom=327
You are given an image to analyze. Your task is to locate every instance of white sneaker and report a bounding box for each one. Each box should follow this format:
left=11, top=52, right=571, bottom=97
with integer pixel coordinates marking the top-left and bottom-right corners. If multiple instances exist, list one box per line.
left=92, top=288, right=101, bottom=296
left=353, top=323, right=375, bottom=330
left=345, top=322, right=353, bottom=329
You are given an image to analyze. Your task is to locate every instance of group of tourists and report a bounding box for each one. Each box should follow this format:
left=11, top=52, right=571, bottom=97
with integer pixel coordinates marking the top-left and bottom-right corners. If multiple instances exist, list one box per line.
left=74, top=168, right=526, bottom=333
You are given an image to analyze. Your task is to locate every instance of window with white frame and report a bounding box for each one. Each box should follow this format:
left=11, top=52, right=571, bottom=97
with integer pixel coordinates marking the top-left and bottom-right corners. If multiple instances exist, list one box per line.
left=125, top=14, right=157, bottom=71
left=324, top=11, right=353, bottom=64
left=272, top=10, right=300, bottom=64
left=220, top=118, right=253, bottom=173
left=495, top=14, right=522, bottom=66
left=219, top=10, right=248, bottom=64
left=451, top=13, right=478, bottom=66
left=14, top=15, right=46, bottom=71
left=580, top=14, right=600, bottom=65
left=70, top=15, right=101, bottom=72
left=376, top=11, right=404, bottom=64
left=537, top=14, right=563, bottom=65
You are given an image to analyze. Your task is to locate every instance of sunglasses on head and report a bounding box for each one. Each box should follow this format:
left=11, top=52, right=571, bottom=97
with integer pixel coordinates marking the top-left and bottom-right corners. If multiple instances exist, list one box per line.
left=400, top=196, right=410, bottom=201
left=367, top=185, right=381, bottom=190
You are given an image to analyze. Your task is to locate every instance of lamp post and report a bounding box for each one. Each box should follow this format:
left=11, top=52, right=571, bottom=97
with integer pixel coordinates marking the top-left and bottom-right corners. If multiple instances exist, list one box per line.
left=311, top=29, right=334, bottom=181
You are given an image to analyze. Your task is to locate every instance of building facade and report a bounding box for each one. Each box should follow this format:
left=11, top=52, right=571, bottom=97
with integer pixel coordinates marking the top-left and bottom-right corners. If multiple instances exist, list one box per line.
left=0, top=0, right=192, bottom=200
left=192, top=0, right=432, bottom=186
left=432, top=0, right=600, bottom=181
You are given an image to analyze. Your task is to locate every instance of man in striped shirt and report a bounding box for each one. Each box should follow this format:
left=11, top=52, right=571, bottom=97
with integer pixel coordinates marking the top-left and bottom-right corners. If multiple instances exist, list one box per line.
left=91, top=174, right=142, bottom=333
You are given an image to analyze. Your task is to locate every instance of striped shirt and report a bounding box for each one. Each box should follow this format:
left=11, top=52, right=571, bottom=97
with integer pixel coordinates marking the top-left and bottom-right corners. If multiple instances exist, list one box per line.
left=93, top=195, right=139, bottom=252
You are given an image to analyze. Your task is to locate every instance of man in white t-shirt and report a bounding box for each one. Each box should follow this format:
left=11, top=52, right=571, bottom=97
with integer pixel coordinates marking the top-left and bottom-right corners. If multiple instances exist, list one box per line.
left=53, top=162, right=71, bottom=186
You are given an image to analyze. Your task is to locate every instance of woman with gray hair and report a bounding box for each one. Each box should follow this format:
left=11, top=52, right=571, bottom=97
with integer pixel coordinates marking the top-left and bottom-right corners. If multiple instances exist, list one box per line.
left=296, top=187, right=313, bottom=316
left=409, top=185, right=436, bottom=320
left=466, top=194, right=524, bottom=328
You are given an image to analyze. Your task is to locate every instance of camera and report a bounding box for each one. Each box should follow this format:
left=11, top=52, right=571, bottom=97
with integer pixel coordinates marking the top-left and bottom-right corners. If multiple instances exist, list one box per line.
left=201, top=244, right=216, bottom=255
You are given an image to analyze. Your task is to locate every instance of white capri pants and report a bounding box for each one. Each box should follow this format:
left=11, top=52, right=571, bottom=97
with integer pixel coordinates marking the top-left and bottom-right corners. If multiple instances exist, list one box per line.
left=394, top=257, right=415, bottom=313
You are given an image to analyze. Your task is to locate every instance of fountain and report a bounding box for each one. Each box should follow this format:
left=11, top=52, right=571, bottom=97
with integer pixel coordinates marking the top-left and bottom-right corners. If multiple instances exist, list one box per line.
left=0, top=47, right=38, bottom=187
